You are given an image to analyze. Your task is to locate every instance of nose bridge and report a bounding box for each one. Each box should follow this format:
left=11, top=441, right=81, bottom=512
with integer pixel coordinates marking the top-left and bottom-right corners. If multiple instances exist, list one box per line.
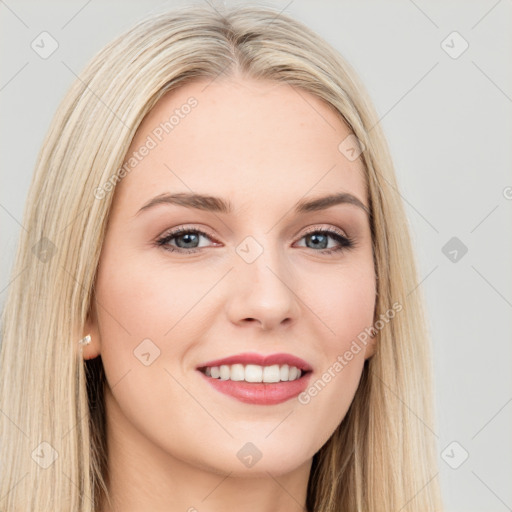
left=228, top=233, right=299, bottom=329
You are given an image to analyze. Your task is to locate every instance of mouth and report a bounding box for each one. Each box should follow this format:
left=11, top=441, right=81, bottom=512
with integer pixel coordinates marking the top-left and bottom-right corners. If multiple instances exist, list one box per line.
left=197, top=363, right=311, bottom=383
left=196, top=351, right=313, bottom=382
left=195, top=353, right=313, bottom=405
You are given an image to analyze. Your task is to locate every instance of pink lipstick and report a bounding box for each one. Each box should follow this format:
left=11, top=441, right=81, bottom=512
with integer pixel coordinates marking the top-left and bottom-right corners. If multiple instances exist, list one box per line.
left=196, top=352, right=313, bottom=405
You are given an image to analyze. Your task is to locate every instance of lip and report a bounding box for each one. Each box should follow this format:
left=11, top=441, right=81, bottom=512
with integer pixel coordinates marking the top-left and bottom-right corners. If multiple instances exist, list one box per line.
left=198, top=370, right=312, bottom=405
left=196, top=352, right=313, bottom=372
left=196, top=352, right=313, bottom=405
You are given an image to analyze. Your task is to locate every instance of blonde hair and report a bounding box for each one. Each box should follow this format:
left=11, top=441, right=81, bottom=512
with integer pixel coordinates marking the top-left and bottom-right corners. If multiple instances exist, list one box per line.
left=0, top=3, right=442, bottom=511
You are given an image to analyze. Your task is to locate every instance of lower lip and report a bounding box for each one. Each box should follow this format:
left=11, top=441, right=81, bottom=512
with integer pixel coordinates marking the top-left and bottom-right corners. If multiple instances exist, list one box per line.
left=198, top=371, right=312, bottom=405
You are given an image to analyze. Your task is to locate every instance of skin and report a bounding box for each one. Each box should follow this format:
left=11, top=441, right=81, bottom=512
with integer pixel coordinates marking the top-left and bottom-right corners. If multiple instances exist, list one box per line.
left=84, top=76, right=377, bottom=512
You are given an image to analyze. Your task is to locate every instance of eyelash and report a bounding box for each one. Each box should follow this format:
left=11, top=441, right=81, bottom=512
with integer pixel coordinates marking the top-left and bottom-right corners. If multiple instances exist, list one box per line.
left=155, top=225, right=355, bottom=256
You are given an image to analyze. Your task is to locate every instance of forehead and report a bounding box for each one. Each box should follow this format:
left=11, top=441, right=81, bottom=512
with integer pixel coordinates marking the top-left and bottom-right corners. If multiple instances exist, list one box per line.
left=114, top=77, right=367, bottom=214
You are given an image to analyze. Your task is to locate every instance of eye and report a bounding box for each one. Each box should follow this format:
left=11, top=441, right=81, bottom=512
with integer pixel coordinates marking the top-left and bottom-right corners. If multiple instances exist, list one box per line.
left=295, top=227, right=355, bottom=256
left=156, top=226, right=217, bottom=253
left=155, top=225, right=355, bottom=255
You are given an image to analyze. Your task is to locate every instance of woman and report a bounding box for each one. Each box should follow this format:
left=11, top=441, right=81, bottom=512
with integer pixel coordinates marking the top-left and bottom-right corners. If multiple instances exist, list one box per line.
left=0, top=3, right=443, bottom=511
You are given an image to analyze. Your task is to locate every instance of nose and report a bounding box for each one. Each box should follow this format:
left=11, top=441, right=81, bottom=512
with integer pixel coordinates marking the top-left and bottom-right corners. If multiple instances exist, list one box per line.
left=226, top=243, right=300, bottom=331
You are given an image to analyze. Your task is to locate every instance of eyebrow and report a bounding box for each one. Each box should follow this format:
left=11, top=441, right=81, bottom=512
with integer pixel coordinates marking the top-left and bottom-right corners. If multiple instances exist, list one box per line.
left=136, top=191, right=370, bottom=217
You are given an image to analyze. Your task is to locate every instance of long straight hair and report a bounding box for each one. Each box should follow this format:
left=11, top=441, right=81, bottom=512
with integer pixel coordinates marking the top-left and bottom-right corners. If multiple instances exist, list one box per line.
left=0, top=3, right=443, bottom=510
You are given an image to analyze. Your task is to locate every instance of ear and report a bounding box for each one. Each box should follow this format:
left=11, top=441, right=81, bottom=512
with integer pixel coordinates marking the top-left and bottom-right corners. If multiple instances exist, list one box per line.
left=364, top=330, right=378, bottom=359
left=81, top=299, right=101, bottom=360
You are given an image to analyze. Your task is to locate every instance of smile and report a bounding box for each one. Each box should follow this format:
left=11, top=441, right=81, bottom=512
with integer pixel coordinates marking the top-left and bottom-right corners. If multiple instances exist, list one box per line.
left=200, top=363, right=304, bottom=382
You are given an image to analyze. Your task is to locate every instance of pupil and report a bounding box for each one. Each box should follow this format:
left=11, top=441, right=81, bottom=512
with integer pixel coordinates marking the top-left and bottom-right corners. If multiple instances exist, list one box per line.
left=177, top=233, right=199, bottom=248
left=308, top=233, right=327, bottom=249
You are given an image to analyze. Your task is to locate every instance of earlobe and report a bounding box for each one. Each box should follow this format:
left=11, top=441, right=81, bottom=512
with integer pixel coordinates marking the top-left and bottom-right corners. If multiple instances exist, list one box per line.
left=79, top=332, right=101, bottom=360
left=80, top=305, right=101, bottom=360
left=364, top=332, right=378, bottom=360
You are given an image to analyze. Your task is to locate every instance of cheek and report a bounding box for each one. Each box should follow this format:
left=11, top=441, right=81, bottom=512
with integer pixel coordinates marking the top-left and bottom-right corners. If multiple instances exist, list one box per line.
left=305, top=259, right=376, bottom=349
left=293, top=260, right=375, bottom=446
left=95, top=249, right=210, bottom=340
left=92, top=251, right=211, bottom=448
left=318, top=260, right=376, bottom=377
left=92, top=245, right=225, bottom=400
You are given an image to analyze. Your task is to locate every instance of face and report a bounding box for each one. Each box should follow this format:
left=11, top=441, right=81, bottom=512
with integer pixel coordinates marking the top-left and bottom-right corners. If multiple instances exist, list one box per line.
left=85, top=77, right=377, bottom=477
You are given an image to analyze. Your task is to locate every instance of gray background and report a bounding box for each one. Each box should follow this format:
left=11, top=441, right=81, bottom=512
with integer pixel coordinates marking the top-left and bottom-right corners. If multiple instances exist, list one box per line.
left=1, top=1, right=511, bottom=510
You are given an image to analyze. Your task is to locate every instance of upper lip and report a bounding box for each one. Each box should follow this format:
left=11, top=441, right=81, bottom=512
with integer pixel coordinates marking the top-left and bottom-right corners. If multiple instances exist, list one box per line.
left=197, top=352, right=313, bottom=372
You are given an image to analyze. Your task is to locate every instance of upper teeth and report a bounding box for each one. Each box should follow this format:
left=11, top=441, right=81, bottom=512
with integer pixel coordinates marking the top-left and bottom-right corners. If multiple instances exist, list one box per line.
left=204, top=364, right=303, bottom=382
